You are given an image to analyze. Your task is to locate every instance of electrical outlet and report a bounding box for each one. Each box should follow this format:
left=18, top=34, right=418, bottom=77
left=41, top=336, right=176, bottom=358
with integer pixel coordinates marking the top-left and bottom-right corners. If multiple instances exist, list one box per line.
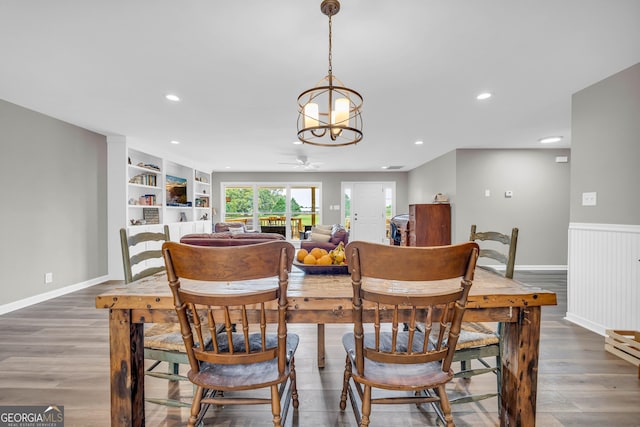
left=45, top=272, right=53, bottom=284
left=484, top=189, right=491, bottom=197
left=582, top=192, right=597, bottom=206
left=505, top=190, right=513, bottom=198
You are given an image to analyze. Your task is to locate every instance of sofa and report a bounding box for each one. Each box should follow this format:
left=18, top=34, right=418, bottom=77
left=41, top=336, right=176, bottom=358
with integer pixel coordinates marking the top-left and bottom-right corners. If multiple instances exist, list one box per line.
left=214, top=222, right=250, bottom=233
left=181, top=222, right=285, bottom=247
left=300, top=224, right=349, bottom=252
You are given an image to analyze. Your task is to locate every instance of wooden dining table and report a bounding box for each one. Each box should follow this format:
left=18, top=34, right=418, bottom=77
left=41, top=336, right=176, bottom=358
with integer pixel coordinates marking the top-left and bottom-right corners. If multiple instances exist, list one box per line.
left=95, top=267, right=556, bottom=427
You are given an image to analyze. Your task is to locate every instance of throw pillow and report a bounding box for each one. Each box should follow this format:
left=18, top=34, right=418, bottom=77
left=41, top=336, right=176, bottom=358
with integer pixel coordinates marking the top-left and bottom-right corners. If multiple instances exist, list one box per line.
left=311, top=226, right=332, bottom=235
left=228, top=226, right=245, bottom=234
left=330, top=229, right=347, bottom=245
left=309, top=232, right=331, bottom=243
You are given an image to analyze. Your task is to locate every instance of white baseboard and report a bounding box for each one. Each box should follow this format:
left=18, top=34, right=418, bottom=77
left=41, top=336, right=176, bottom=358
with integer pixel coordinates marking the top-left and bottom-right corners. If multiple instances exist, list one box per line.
left=482, top=264, right=568, bottom=272
left=0, top=275, right=109, bottom=316
left=565, top=312, right=607, bottom=336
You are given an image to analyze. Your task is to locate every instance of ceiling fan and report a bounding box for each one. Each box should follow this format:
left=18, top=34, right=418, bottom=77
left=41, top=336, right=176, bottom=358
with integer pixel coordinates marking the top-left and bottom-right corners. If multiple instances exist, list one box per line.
left=278, top=155, right=322, bottom=170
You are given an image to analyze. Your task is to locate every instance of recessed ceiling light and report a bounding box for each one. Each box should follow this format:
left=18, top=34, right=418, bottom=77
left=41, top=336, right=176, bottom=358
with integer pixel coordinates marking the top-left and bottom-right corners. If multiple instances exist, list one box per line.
left=165, top=94, right=180, bottom=102
left=381, top=166, right=389, bottom=169
left=539, top=136, right=563, bottom=144
left=225, top=166, right=231, bottom=169
left=476, top=92, right=492, bottom=100
left=414, top=140, right=424, bottom=145
left=292, top=140, right=302, bottom=145
left=170, top=140, right=180, bottom=145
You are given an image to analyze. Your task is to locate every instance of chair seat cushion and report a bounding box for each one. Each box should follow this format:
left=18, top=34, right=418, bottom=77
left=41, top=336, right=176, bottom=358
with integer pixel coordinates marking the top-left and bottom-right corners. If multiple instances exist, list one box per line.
left=144, top=323, right=215, bottom=352
left=422, top=321, right=499, bottom=350
left=144, top=323, right=187, bottom=352
left=213, top=332, right=298, bottom=357
left=342, top=332, right=452, bottom=389
left=456, top=322, right=499, bottom=348
left=189, top=333, right=299, bottom=390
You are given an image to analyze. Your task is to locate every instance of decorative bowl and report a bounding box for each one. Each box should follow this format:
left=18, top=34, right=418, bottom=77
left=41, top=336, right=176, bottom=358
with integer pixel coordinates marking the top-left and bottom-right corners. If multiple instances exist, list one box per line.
left=292, top=260, right=349, bottom=275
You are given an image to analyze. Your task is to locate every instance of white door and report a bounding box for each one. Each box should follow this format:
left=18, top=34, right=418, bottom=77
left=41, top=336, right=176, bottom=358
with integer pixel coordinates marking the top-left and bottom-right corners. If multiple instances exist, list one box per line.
left=350, top=183, right=387, bottom=243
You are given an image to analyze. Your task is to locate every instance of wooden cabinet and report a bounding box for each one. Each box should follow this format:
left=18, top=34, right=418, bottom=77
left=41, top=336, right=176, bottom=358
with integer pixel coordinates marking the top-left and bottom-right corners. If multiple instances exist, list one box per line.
left=407, top=204, right=451, bottom=246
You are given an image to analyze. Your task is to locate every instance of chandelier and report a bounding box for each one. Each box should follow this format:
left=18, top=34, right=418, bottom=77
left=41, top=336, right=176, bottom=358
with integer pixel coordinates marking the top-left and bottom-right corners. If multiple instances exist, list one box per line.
left=297, top=0, right=363, bottom=147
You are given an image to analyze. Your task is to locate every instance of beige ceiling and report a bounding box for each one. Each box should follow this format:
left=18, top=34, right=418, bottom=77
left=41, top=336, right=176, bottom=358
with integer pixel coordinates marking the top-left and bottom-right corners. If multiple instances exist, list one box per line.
left=1, top=1, right=639, bottom=172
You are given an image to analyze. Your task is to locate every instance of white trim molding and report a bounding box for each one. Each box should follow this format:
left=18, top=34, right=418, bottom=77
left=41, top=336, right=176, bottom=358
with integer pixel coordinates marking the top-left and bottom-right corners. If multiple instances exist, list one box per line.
left=0, top=275, right=109, bottom=316
left=569, top=222, right=640, bottom=233
left=481, top=264, right=567, bottom=272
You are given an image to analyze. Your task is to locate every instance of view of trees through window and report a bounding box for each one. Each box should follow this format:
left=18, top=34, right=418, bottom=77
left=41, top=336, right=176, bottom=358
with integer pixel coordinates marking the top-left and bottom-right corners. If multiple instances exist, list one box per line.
left=224, top=184, right=320, bottom=240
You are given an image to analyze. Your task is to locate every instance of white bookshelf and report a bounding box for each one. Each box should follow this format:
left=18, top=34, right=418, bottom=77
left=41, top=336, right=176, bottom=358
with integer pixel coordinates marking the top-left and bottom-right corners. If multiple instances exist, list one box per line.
left=125, top=150, right=212, bottom=227
left=108, top=137, right=213, bottom=280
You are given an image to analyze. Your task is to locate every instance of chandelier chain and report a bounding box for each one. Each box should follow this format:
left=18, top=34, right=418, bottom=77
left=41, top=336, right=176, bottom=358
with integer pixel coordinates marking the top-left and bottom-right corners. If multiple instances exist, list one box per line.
left=328, top=15, right=333, bottom=77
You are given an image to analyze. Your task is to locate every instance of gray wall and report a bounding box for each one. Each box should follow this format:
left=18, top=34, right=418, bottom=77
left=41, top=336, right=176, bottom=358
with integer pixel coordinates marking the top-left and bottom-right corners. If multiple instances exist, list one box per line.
left=456, top=149, right=570, bottom=267
left=408, top=148, right=571, bottom=267
left=210, top=171, right=409, bottom=225
left=570, top=62, right=640, bottom=224
left=0, top=99, right=108, bottom=306
left=407, top=150, right=457, bottom=236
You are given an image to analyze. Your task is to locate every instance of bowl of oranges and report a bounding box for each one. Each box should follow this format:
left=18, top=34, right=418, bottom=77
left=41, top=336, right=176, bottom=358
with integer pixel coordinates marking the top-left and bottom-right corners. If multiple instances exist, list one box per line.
left=292, top=245, right=349, bottom=275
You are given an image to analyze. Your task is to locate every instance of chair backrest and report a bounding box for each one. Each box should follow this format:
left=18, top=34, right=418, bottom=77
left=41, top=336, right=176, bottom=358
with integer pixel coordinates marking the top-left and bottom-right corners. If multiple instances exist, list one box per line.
left=120, top=225, right=170, bottom=283
left=469, top=224, right=518, bottom=279
left=162, top=241, right=295, bottom=375
left=345, top=241, right=478, bottom=375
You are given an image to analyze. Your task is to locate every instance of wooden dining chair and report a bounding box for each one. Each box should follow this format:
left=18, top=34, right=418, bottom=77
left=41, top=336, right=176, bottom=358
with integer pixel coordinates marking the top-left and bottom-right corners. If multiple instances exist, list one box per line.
left=470, top=224, right=518, bottom=279
left=162, top=240, right=299, bottom=427
left=120, top=225, right=170, bottom=283
left=339, top=241, right=479, bottom=427
left=445, top=225, right=519, bottom=408
left=120, top=226, right=192, bottom=407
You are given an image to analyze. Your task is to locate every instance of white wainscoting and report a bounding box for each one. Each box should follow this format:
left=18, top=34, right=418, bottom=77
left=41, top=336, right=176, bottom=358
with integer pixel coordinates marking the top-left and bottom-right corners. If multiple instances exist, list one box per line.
left=567, top=223, right=640, bottom=335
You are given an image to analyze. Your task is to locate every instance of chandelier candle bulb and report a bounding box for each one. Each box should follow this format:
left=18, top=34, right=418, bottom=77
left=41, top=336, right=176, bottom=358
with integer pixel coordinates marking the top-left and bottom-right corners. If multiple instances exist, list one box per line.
left=304, top=103, right=319, bottom=128
left=334, top=97, right=349, bottom=126
left=331, top=110, right=340, bottom=137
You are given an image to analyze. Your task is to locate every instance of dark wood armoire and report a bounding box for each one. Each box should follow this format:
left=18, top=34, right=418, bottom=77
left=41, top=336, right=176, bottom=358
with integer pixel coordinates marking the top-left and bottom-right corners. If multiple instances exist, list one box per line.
left=407, top=203, right=451, bottom=246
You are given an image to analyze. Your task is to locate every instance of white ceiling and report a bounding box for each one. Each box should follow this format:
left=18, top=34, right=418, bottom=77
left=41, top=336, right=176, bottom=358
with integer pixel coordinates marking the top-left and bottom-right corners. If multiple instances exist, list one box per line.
left=1, top=1, right=639, bottom=173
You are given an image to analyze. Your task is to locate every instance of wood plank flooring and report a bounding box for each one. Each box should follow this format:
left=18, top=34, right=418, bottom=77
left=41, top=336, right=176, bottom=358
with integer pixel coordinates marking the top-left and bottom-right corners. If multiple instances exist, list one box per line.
left=0, top=271, right=639, bottom=426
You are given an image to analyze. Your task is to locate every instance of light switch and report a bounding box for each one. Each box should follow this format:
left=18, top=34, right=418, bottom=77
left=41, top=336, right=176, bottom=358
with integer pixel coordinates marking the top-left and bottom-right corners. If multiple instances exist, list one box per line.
left=582, top=192, right=597, bottom=206
left=484, top=189, right=491, bottom=197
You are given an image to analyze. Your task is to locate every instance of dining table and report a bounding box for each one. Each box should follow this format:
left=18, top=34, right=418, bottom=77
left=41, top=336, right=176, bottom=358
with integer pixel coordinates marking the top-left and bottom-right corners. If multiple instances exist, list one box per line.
left=95, top=266, right=556, bottom=427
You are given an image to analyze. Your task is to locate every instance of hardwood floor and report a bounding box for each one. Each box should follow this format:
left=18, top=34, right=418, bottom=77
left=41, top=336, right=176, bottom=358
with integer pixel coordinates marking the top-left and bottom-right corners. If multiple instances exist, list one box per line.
left=0, top=271, right=638, bottom=426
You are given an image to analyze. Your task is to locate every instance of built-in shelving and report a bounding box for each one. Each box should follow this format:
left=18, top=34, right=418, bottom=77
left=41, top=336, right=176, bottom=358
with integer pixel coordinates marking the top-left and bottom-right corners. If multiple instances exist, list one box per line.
left=107, top=137, right=214, bottom=281
left=194, top=170, right=211, bottom=221
left=127, top=150, right=163, bottom=226
left=125, top=148, right=212, bottom=227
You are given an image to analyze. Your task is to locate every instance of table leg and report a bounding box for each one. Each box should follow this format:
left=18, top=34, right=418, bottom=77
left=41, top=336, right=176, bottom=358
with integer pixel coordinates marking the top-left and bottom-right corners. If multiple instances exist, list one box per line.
left=109, top=309, right=145, bottom=427
left=317, top=323, right=325, bottom=368
left=500, top=306, right=541, bottom=427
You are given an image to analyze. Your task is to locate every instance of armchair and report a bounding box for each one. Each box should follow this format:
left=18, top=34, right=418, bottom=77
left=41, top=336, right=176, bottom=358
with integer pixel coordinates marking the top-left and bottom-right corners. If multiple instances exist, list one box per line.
left=300, top=224, right=349, bottom=252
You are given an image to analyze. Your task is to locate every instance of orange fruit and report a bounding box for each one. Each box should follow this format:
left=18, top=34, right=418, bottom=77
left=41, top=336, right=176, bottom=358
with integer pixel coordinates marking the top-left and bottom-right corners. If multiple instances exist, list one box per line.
left=310, top=248, right=324, bottom=259
left=319, top=249, right=329, bottom=257
left=296, top=249, right=308, bottom=262
left=303, top=254, right=317, bottom=265
left=317, top=254, right=332, bottom=265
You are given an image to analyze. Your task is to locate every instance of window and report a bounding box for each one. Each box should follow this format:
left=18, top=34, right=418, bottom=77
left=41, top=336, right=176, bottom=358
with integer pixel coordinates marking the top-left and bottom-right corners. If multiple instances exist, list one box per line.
left=222, top=183, right=321, bottom=240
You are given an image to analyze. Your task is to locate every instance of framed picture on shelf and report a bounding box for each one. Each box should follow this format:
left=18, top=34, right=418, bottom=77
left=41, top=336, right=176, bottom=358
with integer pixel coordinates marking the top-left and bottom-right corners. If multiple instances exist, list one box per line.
left=143, top=208, right=160, bottom=224
left=166, top=175, right=187, bottom=206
